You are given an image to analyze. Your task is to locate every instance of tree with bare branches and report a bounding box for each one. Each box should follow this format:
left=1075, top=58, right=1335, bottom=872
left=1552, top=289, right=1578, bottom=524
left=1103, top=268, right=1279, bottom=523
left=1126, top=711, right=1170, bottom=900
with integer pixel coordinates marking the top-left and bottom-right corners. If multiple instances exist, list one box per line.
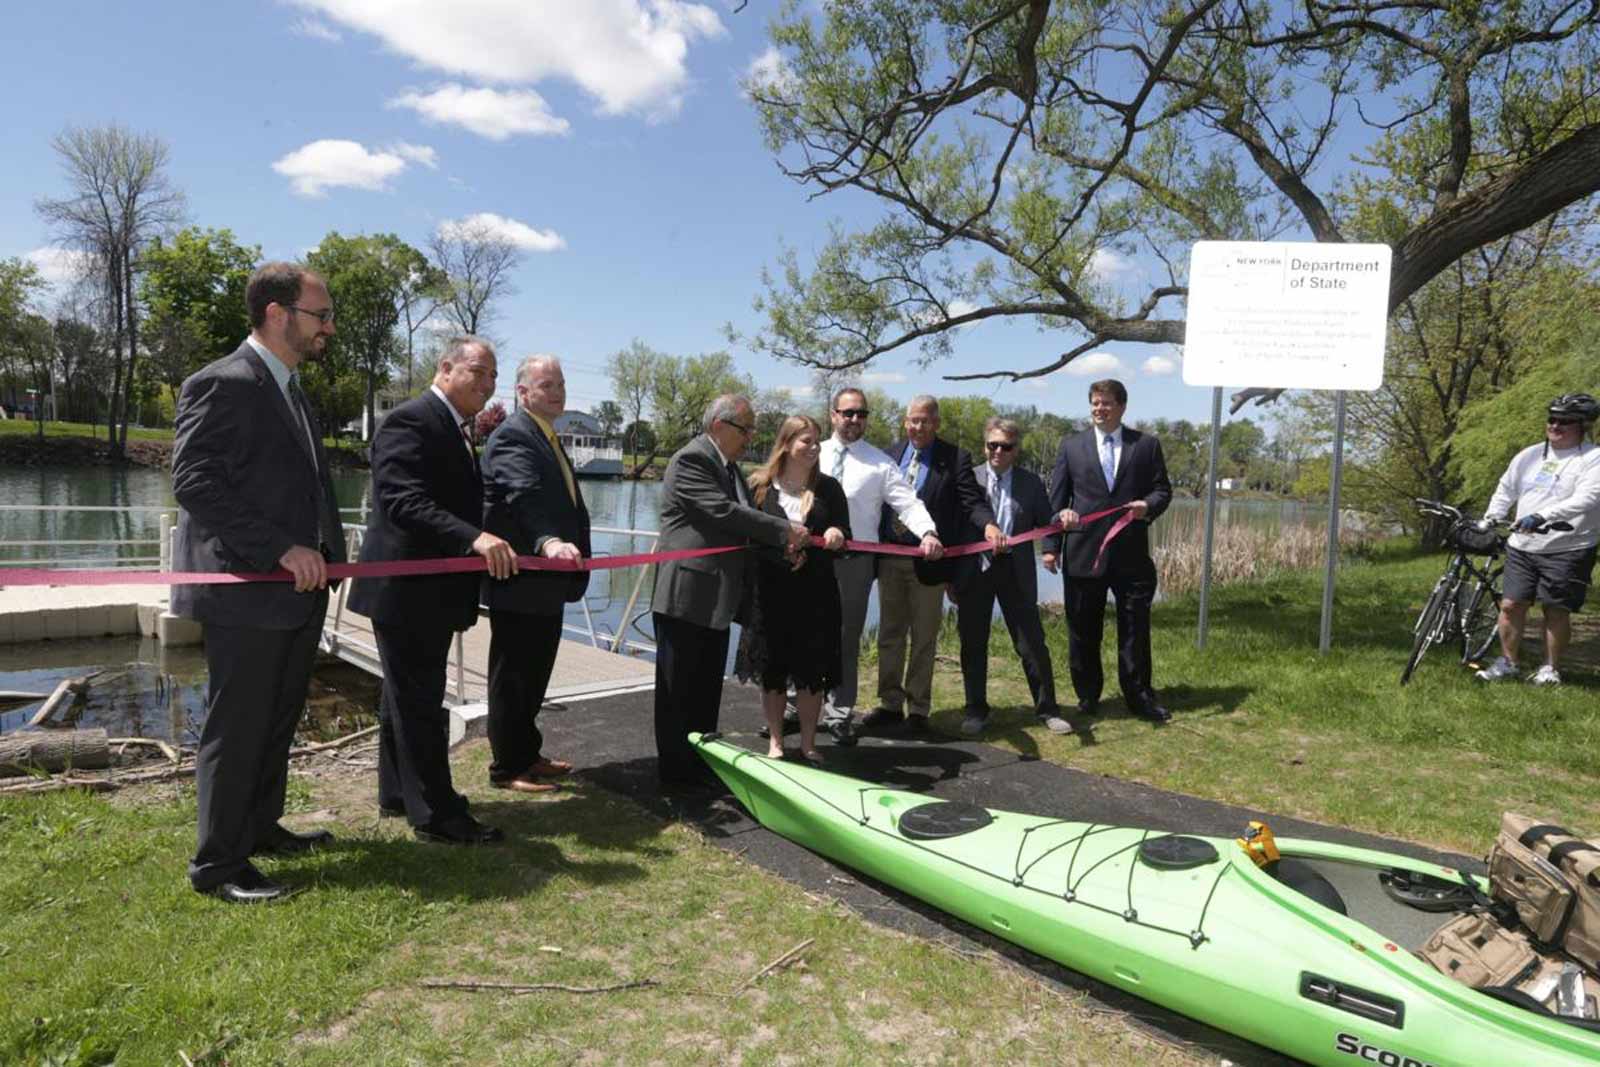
left=742, top=1, right=1600, bottom=411
left=429, top=218, right=522, bottom=335
left=36, top=124, right=184, bottom=457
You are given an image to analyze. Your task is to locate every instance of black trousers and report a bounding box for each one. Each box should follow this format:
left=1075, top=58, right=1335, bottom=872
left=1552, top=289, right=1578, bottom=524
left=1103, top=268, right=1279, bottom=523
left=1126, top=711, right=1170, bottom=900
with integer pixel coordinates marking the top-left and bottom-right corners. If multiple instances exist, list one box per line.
left=189, top=609, right=323, bottom=890
left=956, top=561, right=1058, bottom=716
left=1062, top=564, right=1157, bottom=711
left=486, top=609, right=564, bottom=783
left=374, top=620, right=468, bottom=828
left=652, top=612, right=729, bottom=785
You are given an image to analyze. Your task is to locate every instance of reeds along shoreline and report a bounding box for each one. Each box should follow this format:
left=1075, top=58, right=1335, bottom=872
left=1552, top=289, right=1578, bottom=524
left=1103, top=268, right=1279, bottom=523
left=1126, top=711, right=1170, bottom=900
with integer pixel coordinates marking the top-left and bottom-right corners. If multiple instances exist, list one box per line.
left=1153, top=507, right=1379, bottom=599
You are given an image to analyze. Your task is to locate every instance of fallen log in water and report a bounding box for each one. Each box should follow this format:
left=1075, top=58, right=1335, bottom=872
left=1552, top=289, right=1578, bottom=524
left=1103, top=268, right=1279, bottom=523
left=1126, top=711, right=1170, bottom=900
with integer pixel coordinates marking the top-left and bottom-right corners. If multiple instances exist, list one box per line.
left=0, top=726, right=111, bottom=777
left=26, top=676, right=88, bottom=728
left=0, top=690, right=50, bottom=711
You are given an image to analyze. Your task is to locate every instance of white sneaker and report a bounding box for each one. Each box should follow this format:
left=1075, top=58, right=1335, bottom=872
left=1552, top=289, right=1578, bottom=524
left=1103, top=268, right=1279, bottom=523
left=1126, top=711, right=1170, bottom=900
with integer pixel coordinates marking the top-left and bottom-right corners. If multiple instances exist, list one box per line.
left=1475, top=656, right=1520, bottom=682
left=1528, top=664, right=1562, bottom=686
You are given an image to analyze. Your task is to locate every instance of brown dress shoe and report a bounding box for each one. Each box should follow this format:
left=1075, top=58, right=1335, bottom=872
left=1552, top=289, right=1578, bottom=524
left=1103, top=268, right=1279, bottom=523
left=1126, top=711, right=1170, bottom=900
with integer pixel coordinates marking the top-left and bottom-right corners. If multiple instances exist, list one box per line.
left=527, top=757, right=574, bottom=778
left=493, top=776, right=560, bottom=794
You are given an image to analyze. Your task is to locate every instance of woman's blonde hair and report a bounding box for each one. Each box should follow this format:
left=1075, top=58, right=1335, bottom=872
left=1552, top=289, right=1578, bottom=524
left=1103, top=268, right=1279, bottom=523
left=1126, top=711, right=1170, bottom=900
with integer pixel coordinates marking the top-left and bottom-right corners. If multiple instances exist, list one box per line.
left=749, top=413, right=823, bottom=516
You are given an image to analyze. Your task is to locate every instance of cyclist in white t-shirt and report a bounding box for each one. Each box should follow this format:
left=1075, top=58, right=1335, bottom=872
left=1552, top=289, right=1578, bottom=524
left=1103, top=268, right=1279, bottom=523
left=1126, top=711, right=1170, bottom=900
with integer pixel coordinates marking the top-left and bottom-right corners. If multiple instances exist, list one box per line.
left=1476, top=393, right=1600, bottom=685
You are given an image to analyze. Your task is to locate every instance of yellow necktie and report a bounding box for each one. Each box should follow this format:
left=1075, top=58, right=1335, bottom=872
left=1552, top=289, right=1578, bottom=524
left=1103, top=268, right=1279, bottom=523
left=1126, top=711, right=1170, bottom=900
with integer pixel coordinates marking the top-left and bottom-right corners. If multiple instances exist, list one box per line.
left=541, top=421, right=577, bottom=503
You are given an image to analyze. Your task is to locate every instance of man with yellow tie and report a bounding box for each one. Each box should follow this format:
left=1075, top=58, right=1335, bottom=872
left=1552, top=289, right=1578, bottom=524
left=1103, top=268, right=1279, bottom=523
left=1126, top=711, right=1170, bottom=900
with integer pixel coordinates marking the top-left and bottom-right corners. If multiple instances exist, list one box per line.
left=480, top=355, right=592, bottom=794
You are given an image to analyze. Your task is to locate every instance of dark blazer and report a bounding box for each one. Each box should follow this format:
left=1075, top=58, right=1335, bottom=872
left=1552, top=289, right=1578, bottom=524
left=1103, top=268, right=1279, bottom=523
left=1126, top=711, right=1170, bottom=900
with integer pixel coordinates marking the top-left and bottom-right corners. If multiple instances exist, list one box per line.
left=749, top=474, right=852, bottom=563
left=170, top=342, right=346, bottom=628
left=955, top=464, right=1053, bottom=602
left=1046, top=426, right=1172, bottom=577
left=480, top=407, right=592, bottom=615
left=346, top=391, right=484, bottom=631
left=880, top=437, right=994, bottom=585
left=650, top=434, right=792, bottom=631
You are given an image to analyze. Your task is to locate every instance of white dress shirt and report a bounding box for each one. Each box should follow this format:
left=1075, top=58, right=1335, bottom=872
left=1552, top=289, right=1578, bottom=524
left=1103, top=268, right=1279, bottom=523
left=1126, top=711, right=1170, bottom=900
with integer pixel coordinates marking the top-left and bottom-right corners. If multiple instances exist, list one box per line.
left=429, top=384, right=476, bottom=459
left=246, top=334, right=318, bottom=460
left=819, top=436, right=935, bottom=542
left=1094, top=425, right=1123, bottom=483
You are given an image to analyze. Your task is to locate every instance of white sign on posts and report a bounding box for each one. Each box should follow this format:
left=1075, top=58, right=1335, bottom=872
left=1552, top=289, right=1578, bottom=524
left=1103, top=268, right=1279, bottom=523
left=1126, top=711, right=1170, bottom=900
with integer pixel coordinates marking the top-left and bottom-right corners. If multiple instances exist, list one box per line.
left=1181, top=241, right=1391, bottom=654
left=1183, top=241, right=1392, bottom=390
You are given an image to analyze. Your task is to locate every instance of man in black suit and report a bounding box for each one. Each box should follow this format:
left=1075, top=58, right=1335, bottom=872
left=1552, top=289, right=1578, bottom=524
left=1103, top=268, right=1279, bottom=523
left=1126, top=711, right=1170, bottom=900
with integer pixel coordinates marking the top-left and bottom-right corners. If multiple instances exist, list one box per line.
left=1045, top=378, right=1173, bottom=724
left=862, top=395, right=1002, bottom=732
left=953, top=417, right=1071, bottom=737
left=480, top=355, right=592, bottom=795
left=171, top=262, right=349, bottom=903
left=347, top=336, right=517, bottom=846
left=650, top=394, right=808, bottom=791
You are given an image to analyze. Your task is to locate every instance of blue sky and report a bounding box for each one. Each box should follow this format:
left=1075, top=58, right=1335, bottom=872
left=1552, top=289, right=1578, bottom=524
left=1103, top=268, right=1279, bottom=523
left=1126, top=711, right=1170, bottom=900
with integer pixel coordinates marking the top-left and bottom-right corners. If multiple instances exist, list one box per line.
left=7, top=1, right=1234, bottom=426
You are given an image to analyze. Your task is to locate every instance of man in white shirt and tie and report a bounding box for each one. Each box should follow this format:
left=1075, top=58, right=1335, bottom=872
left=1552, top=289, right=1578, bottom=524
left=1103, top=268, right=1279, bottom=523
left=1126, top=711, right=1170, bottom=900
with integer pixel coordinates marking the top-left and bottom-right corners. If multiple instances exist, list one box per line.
left=807, top=387, right=943, bottom=744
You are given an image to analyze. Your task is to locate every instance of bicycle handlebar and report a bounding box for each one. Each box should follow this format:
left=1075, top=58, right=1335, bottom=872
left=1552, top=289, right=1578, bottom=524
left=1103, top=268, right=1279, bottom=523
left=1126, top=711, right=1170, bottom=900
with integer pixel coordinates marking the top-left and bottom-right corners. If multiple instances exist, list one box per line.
left=1412, top=498, right=1573, bottom=536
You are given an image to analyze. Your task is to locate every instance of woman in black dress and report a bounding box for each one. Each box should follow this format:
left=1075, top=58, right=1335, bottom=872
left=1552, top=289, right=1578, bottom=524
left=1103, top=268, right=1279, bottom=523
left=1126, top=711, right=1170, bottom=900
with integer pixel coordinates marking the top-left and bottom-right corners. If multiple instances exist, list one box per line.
left=735, top=414, right=850, bottom=760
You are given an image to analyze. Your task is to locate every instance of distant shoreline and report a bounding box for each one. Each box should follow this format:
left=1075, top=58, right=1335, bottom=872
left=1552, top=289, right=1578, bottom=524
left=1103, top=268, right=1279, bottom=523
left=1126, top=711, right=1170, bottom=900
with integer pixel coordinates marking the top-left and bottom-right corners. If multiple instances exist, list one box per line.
left=0, top=431, right=369, bottom=470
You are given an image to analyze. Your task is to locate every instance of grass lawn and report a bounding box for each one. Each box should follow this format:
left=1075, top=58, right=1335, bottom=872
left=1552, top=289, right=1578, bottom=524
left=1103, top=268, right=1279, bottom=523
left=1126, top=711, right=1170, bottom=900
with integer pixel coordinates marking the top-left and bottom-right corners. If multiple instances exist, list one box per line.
left=3, top=543, right=1596, bottom=1065
left=0, top=419, right=174, bottom=443
left=921, top=541, right=1600, bottom=853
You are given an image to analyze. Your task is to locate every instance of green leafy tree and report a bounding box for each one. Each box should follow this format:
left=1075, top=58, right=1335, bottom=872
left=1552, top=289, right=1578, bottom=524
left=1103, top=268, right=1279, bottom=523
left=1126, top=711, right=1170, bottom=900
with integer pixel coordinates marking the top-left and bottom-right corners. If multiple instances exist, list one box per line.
left=592, top=399, right=624, bottom=437
left=0, top=258, right=47, bottom=411
left=607, top=340, right=663, bottom=476
left=742, top=0, right=1600, bottom=405
left=931, top=395, right=997, bottom=460
left=650, top=352, right=755, bottom=459
left=140, top=226, right=259, bottom=406
left=1219, top=419, right=1266, bottom=479
left=308, top=232, right=432, bottom=439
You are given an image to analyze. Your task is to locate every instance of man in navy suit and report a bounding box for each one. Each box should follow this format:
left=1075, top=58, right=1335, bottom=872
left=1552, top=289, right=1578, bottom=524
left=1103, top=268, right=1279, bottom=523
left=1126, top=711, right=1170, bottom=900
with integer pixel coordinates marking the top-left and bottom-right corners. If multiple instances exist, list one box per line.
left=1045, top=379, right=1173, bottom=724
left=172, top=262, right=349, bottom=902
left=953, top=417, right=1070, bottom=737
left=348, top=336, right=517, bottom=846
left=480, top=355, right=593, bottom=795
left=862, top=395, right=1002, bottom=732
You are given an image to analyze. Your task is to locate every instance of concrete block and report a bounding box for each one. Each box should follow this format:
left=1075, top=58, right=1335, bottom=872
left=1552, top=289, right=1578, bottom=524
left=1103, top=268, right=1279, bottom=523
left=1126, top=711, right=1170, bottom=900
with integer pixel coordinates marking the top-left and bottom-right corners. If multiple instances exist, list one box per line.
left=157, top=611, right=202, bottom=647
left=0, top=612, right=12, bottom=644
left=105, top=604, right=140, bottom=635
left=43, top=609, right=80, bottom=640
left=449, top=701, right=489, bottom=748
left=10, top=611, right=44, bottom=643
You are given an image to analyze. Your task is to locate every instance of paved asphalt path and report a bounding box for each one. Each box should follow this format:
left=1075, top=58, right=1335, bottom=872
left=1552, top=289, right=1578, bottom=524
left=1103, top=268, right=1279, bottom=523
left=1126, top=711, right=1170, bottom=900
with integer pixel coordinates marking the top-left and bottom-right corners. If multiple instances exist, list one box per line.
left=529, top=681, right=1483, bottom=1067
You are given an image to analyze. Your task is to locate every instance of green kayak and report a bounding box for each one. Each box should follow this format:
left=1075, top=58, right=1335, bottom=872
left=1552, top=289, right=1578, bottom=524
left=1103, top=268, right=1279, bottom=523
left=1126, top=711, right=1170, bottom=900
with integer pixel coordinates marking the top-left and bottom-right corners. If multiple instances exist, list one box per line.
left=690, top=733, right=1600, bottom=1067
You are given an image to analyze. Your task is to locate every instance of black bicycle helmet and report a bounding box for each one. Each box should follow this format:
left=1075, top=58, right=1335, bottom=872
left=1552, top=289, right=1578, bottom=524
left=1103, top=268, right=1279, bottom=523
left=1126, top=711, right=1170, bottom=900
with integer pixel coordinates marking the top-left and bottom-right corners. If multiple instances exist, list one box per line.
left=1548, top=393, right=1599, bottom=421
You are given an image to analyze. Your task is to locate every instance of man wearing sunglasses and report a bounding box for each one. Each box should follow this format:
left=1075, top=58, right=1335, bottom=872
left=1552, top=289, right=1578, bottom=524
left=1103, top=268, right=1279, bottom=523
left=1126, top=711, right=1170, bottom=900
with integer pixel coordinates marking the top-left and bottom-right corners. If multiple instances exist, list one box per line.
left=1476, top=393, right=1600, bottom=685
left=952, top=418, right=1071, bottom=737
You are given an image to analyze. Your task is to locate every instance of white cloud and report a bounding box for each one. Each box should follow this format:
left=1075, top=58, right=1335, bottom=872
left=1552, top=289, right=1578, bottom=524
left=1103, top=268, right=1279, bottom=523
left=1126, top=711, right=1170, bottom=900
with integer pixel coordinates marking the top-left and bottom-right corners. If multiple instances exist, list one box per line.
left=743, top=46, right=795, bottom=97
left=1064, top=352, right=1123, bottom=378
left=1141, top=354, right=1178, bottom=376
left=272, top=140, right=411, bottom=197
left=390, top=142, right=439, bottom=168
left=294, top=0, right=726, bottom=118
left=290, top=16, right=342, bottom=41
left=437, top=212, right=566, bottom=252
left=390, top=85, right=570, bottom=140
left=773, top=384, right=815, bottom=399
left=860, top=371, right=908, bottom=385
left=1086, top=247, right=1134, bottom=281
left=1022, top=378, right=1052, bottom=392
left=946, top=298, right=979, bottom=319
left=25, top=247, right=96, bottom=287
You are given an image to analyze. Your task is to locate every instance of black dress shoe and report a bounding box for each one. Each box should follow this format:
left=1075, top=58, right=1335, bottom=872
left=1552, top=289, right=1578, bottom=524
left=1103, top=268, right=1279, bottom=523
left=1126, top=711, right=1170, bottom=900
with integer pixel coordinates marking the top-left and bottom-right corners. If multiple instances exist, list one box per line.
left=1134, top=703, right=1172, bottom=725
left=826, top=719, right=858, bottom=746
left=252, top=824, right=334, bottom=856
left=858, top=707, right=903, bottom=729
left=415, top=815, right=504, bottom=845
left=198, top=864, right=292, bottom=904
left=1078, top=699, right=1100, bottom=717
left=378, top=803, right=406, bottom=819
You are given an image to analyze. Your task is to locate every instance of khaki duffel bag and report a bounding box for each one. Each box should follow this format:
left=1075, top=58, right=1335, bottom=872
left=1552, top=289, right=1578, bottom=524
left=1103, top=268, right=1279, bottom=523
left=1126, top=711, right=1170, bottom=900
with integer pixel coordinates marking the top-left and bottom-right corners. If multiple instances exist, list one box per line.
left=1421, top=912, right=1600, bottom=1020
left=1489, top=812, right=1600, bottom=970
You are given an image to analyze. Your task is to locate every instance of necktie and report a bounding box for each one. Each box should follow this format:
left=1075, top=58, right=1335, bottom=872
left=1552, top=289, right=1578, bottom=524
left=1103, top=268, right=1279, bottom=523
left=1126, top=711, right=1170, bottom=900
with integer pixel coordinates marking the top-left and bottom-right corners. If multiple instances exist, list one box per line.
left=906, top=449, right=922, bottom=491
left=981, top=474, right=1006, bottom=572
left=727, top=461, right=745, bottom=503
left=459, top=419, right=475, bottom=454
left=286, top=374, right=318, bottom=470
left=830, top=443, right=846, bottom=482
left=1102, top=434, right=1116, bottom=488
left=539, top=421, right=577, bottom=503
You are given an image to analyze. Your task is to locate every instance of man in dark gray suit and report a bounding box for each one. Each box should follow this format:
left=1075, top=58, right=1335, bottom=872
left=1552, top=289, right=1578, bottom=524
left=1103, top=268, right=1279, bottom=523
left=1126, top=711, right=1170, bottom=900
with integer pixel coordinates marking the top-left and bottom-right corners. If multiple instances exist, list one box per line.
left=953, top=417, right=1070, bottom=737
left=481, top=355, right=592, bottom=795
left=650, top=394, right=808, bottom=791
left=171, top=262, right=347, bottom=903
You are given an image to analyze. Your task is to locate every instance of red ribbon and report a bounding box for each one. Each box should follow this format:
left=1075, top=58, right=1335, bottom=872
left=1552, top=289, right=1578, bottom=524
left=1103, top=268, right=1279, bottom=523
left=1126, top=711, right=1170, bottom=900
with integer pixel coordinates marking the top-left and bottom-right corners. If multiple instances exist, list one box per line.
left=1, top=505, right=1137, bottom=588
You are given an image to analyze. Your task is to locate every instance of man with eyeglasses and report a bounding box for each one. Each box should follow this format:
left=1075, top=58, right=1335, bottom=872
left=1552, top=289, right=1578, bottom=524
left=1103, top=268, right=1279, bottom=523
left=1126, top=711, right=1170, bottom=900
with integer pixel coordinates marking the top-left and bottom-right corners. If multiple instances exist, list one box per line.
left=1475, top=393, right=1600, bottom=686
left=796, top=387, right=944, bottom=745
left=171, top=261, right=348, bottom=903
left=650, top=394, right=809, bottom=791
left=952, top=418, right=1071, bottom=736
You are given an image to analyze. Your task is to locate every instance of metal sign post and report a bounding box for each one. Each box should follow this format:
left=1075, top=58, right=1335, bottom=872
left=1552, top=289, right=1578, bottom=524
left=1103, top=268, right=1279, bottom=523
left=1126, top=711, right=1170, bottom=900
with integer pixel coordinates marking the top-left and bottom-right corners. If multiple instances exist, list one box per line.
left=1197, top=386, right=1223, bottom=649
left=1319, top=391, right=1348, bottom=653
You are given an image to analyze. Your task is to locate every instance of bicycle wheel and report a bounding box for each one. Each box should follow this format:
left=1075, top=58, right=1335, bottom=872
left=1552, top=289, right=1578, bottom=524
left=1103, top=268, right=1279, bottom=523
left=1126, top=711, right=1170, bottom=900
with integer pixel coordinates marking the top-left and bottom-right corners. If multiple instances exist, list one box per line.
left=1401, top=578, right=1455, bottom=685
left=1457, top=576, right=1501, bottom=665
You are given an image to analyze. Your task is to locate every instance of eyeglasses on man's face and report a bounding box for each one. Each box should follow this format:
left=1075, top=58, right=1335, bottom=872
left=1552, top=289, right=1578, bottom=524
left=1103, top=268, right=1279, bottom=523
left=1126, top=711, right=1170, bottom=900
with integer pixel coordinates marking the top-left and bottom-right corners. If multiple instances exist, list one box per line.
left=835, top=408, right=870, bottom=420
left=284, top=304, right=336, bottom=325
left=1548, top=417, right=1581, bottom=427
left=719, top=417, right=754, bottom=435
left=985, top=441, right=1016, bottom=452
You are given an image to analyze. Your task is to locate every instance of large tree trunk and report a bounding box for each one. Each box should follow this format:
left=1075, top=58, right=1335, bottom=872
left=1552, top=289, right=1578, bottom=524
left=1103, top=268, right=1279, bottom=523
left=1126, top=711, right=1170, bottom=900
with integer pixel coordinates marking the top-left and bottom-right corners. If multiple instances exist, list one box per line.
left=0, top=728, right=111, bottom=777
left=118, top=252, right=138, bottom=457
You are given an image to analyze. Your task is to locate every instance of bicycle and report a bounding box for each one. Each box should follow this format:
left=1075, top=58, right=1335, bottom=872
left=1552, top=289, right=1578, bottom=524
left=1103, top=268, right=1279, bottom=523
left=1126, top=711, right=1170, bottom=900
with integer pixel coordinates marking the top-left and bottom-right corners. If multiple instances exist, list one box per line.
left=1400, top=500, right=1571, bottom=685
